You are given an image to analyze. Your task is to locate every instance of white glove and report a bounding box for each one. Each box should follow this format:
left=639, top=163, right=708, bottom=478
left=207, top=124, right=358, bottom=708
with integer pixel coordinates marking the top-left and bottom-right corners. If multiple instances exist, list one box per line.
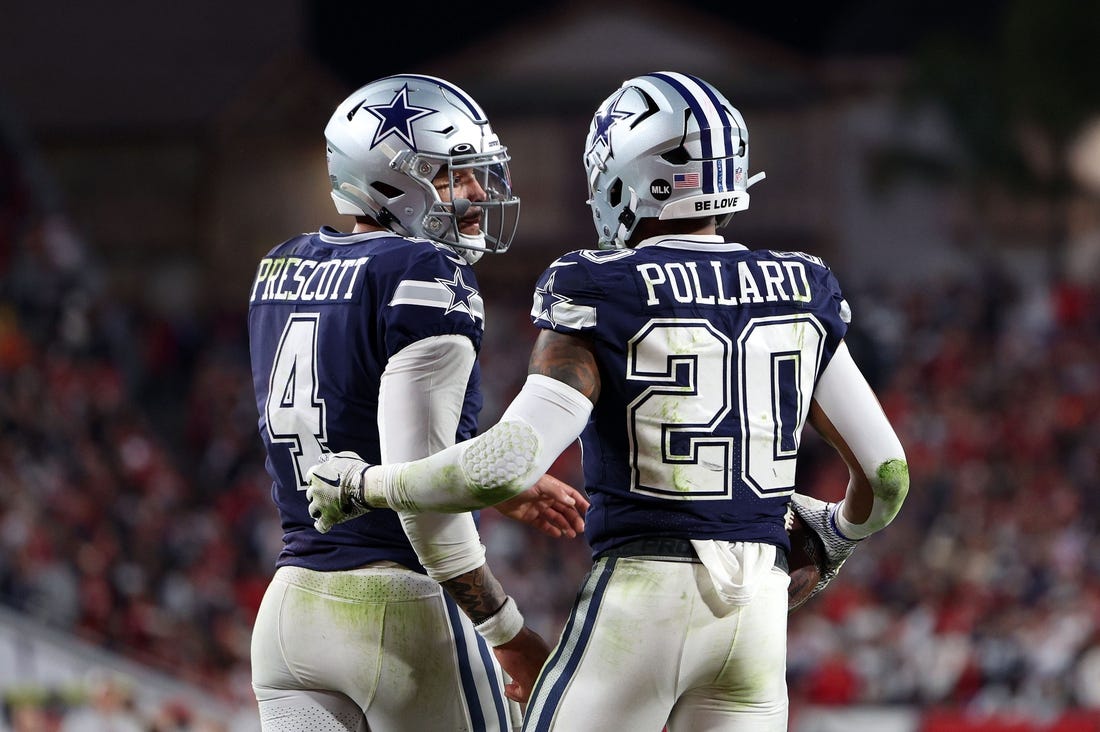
left=789, top=492, right=862, bottom=602
left=305, top=451, right=373, bottom=533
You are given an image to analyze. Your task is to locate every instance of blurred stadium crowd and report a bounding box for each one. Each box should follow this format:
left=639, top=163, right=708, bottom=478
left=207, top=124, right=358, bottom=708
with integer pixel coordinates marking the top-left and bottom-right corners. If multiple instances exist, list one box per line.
left=2, top=112, right=1100, bottom=729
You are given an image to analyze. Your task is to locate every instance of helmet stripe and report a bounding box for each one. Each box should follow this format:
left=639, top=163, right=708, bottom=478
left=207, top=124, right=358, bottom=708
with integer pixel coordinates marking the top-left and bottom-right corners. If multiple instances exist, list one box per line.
left=680, top=73, right=739, bottom=193
left=387, top=73, right=487, bottom=122
left=646, top=72, right=738, bottom=194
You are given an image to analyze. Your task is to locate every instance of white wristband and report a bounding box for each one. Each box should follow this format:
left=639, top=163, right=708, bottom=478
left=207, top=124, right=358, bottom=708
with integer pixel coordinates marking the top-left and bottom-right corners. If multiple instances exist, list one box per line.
left=474, top=596, right=524, bottom=647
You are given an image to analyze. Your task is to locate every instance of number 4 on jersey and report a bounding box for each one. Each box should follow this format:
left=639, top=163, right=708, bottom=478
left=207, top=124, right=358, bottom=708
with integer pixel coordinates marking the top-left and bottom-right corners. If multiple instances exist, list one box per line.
left=266, top=314, right=328, bottom=488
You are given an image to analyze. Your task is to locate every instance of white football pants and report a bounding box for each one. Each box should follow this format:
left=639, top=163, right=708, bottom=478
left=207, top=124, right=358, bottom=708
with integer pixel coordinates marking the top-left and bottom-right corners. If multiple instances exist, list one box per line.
left=252, top=564, right=521, bottom=731
left=523, top=553, right=790, bottom=731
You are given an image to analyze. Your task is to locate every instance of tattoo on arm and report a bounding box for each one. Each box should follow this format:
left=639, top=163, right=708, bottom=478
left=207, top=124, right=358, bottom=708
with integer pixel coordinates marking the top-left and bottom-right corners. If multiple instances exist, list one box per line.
left=528, top=330, right=600, bottom=403
left=440, top=565, right=508, bottom=625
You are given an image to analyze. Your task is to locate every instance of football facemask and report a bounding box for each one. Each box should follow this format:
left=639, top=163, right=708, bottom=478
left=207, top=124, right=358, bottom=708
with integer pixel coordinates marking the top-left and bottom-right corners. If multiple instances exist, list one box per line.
left=325, top=74, right=520, bottom=263
left=398, top=151, right=519, bottom=265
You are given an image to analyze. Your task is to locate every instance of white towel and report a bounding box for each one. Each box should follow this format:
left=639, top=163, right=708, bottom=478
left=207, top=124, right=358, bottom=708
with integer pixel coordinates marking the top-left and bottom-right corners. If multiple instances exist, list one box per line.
left=690, top=540, right=776, bottom=606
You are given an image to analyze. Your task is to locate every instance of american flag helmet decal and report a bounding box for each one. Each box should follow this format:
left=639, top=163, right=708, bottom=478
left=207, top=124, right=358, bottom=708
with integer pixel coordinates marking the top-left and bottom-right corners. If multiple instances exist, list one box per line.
left=673, top=172, right=701, bottom=189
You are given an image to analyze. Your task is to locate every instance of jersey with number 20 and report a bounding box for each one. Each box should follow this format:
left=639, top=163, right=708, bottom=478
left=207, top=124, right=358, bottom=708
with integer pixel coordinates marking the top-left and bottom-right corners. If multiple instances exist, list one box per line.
left=529, top=236, right=850, bottom=557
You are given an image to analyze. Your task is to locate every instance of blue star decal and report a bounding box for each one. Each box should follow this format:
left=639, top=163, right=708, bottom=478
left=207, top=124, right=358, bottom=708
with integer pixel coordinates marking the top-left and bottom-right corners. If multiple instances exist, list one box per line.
left=365, top=85, right=437, bottom=150
left=592, top=90, right=632, bottom=149
left=436, top=269, right=479, bottom=319
left=532, top=272, right=570, bottom=327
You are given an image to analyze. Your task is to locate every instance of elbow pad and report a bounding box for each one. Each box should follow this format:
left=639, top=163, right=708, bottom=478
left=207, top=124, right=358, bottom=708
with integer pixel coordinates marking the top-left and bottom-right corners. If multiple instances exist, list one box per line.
left=866, top=458, right=909, bottom=530
left=835, top=458, right=909, bottom=539
left=458, top=374, right=592, bottom=503
left=377, top=374, right=591, bottom=512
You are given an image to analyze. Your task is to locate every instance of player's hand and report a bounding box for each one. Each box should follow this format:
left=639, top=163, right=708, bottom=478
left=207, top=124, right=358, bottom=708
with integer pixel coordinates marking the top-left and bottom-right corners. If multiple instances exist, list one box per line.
left=789, top=492, right=862, bottom=601
left=492, top=625, right=551, bottom=703
left=493, top=474, right=589, bottom=538
left=305, top=451, right=373, bottom=533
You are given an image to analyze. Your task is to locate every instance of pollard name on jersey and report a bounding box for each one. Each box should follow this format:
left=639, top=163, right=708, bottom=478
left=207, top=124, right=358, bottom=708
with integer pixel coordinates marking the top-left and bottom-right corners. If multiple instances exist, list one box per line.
left=635, top=255, right=812, bottom=307
left=529, top=238, right=849, bottom=556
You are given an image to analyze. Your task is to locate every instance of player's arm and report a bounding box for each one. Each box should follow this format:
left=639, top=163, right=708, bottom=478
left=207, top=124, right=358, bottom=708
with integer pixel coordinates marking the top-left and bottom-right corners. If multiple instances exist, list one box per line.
left=526, top=329, right=601, bottom=402
left=806, top=340, right=908, bottom=539
left=786, top=340, right=908, bottom=605
left=486, top=329, right=594, bottom=538
left=307, top=330, right=596, bottom=517
left=376, top=334, right=550, bottom=701
left=380, top=334, right=489, bottom=584
left=382, top=329, right=597, bottom=511
left=493, top=473, right=588, bottom=538
left=436, top=563, right=550, bottom=703
left=485, top=330, right=598, bottom=535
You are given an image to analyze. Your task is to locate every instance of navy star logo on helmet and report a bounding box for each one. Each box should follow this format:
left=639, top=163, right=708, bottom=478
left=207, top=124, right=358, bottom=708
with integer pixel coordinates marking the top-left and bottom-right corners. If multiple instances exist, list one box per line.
left=591, top=90, right=632, bottom=150
left=365, top=85, right=437, bottom=150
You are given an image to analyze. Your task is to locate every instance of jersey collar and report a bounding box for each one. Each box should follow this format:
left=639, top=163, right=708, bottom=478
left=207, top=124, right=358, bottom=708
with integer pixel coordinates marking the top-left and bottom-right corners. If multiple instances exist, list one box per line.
left=318, top=225, right=394, bottom=245
left=633, top=234, right=748, bottom=252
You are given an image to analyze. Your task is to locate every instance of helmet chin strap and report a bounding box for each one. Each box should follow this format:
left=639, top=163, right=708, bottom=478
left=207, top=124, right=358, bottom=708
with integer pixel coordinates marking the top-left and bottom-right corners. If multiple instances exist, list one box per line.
left=613, top=187, right=640, bottom=249
left=450, top=198, right=487, bottom=263
left=457, top=232, right=485, bottom=264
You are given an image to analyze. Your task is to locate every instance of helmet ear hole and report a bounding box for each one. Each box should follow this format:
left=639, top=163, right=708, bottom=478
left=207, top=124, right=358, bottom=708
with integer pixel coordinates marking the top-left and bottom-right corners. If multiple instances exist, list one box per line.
left=608, top=178, right=623, bottom=207
left=660, top=146, right=690, bottom=165
left=371, top=181, right=404, bottom=200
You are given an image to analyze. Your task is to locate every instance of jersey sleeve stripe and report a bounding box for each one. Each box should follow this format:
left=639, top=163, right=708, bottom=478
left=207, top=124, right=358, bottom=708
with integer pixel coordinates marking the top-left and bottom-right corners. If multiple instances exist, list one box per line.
left=390, top=280, right=485, bottom=321
left=536, top=302, right=597, bottom=330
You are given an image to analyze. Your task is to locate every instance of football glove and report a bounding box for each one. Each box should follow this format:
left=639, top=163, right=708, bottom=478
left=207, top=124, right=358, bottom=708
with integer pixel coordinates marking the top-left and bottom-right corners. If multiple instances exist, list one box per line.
left=788, top=492, right=863, bottom=602
left=305, top=451, right=373, bottom=533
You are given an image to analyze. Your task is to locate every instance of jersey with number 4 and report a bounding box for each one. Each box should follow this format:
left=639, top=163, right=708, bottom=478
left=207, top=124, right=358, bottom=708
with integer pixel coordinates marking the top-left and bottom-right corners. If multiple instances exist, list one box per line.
left=530, top=236, right=850, bottom=556
left=248, top=226, right=484, bottom=571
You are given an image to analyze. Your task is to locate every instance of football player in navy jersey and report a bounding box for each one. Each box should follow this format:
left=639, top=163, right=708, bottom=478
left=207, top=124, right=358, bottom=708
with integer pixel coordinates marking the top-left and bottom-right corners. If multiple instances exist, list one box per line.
left=247, top=74, right=588, bottom=731
left=306, top=72, right=909, bottom=730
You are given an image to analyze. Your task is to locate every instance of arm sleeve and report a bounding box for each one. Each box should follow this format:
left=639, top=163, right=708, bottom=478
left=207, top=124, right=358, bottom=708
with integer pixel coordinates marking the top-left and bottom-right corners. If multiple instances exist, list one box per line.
left=369, top=374, right=593, bottom=513
left=813, top=341, right=908, bottom=535
left=813, top=342, right=904, bottom=477
left=378, top=334, right=486, bottom=582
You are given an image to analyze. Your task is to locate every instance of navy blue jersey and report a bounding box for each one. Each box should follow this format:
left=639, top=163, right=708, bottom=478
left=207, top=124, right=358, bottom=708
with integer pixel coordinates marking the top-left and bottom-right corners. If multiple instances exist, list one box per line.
left=529, top=237, right=849, bottom=556
left=249, top=226, right=485, bottom=571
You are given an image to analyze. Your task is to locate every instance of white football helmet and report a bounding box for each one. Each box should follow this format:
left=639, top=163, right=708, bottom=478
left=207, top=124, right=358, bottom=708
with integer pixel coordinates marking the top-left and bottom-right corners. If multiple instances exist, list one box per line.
left=583, top=71, right=766, bottom=249
left=325, top=74, right=520, bottom=264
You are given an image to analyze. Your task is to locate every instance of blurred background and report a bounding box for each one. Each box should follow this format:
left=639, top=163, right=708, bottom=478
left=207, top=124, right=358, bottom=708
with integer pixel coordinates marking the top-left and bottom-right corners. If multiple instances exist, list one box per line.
left=2, top=0, right=1100, bottom=729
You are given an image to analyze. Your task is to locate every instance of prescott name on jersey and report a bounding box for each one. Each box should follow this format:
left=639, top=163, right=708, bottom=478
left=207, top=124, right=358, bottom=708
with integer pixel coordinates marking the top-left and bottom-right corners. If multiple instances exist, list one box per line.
left=249, top=226, right=485, bottom=572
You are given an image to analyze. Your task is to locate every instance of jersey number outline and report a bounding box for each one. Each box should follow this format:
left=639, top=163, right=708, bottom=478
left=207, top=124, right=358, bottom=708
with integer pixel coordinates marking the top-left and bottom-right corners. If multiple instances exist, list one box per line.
left=265, top=314, right=327, bottom=489
left=626, top=314, right=825, bottom=500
